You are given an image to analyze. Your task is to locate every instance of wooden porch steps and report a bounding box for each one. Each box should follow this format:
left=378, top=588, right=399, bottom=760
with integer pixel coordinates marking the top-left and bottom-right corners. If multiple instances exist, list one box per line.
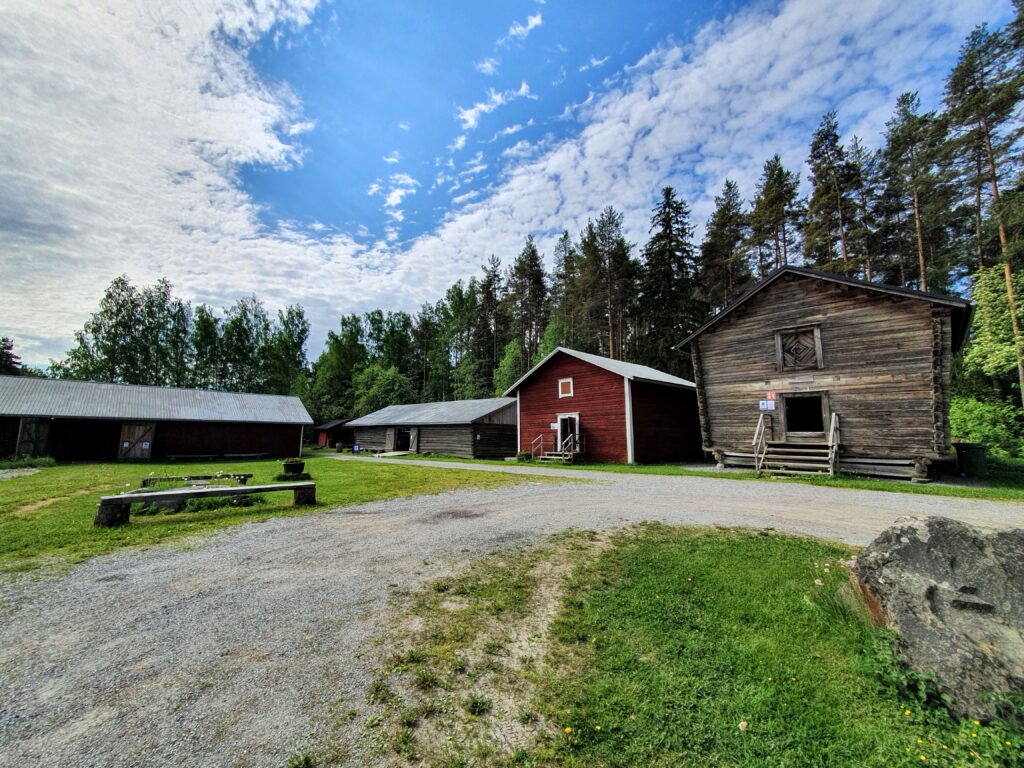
left=760, top=441, right=831, bottom=475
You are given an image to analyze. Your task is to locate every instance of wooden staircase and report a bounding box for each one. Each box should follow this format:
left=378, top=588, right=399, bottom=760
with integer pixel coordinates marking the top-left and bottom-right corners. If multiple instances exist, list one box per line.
left=760, top=441, right=832, bottom=475
left=752, top=412, right=840, bottom=477
left=532, top=433, right=585, bottom=463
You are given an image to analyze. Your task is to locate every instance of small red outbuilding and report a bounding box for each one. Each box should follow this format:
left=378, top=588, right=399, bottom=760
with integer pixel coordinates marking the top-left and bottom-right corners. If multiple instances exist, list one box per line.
left=504, top=347, right=702, bottom=464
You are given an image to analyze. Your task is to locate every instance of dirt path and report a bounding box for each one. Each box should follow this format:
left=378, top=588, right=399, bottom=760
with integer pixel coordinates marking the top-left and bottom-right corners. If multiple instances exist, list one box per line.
left=1, top=464, right=1022, bottom=767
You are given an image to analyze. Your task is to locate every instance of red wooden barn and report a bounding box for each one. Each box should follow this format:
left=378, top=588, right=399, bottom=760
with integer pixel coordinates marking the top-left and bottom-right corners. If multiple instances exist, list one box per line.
left=504, top=347, right=702, bottom=464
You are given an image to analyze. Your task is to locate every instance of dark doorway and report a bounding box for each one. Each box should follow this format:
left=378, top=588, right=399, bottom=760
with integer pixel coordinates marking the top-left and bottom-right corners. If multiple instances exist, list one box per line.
left=784, top=395, right=825, bottom=435
left=395, top=429, right=412, bottom=451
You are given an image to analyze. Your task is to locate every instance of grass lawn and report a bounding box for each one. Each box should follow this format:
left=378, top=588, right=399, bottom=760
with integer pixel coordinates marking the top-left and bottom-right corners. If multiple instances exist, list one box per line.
left=372, top=525, right=1021, bottom=767
left=381, top=451, right=1024, bottom=503
left=0, top=456, right=540, bottom=572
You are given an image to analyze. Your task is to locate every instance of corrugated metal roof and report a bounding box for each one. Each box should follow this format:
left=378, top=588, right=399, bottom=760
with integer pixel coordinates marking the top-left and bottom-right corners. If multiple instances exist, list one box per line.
left=503, top=347, right=695, bottom=395
left=348, top=397, right=516, bottom=427
left=316, top=418, right=352, bottom=430
left=0, top=376, right=313, bottom=424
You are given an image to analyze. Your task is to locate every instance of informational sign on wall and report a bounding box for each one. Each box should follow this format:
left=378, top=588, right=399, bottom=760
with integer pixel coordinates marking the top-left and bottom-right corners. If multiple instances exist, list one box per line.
left=765, top=391, right=777, bottom=400
left=759, top=400, right=776, bottom=411
left=549, top=422, right=558, bottom=430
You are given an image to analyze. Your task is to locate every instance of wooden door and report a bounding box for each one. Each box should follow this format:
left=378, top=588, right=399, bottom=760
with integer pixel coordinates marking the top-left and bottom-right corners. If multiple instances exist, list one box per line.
left=16, top=418, right=50, bottom=457
left=384, top=427, right=396, bottom=451
left=409, top=427, right=419, bottom=453
left=118, top=422, right=155, bottom=461
left=558, top=415, right=579, bottom=450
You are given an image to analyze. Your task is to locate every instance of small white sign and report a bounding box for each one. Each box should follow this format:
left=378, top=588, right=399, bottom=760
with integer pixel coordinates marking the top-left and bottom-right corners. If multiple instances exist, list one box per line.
left=549, top=422, right=558, bottom=430
left=123, top=441, right=130, bottom=448
left=142, top=441, right=150, bottom=450
left=759, top=400, right=776, bottom=412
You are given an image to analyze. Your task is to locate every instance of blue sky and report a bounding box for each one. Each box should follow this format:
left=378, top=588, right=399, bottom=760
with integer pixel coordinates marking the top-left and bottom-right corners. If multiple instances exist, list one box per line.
left=0, top=0, right=1011, bottom=366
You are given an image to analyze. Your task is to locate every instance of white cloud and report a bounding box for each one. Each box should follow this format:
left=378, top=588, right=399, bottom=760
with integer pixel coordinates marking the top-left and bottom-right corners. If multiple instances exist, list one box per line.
left=0, top=0, right=1005, bottom=367
left=447, top=134, right=467, bottom=152
left=382, top=150, right=400, bottom=163
left=578, top=55, right=609, bottom=72
left=501, top=13, right=542, bottom=45
left=501, top=139, right=534, bottom=159
left=397, top=122, right=410, bottom=131
left=475, top=57, right=500, bottom=75
left=456, top=81, right=536, bottom=131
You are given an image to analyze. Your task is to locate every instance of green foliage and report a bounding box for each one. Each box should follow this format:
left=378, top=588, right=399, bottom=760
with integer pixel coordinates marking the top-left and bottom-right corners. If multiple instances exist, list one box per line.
left=284, top=751, right=316, bottom=768
left=950, top=396, right=1024, bottom=456
left=353, top=362, right=416, bottom=416
left=0, top=456, right=57, bottom=470
left=0, top=337, right=22, bottom=375
left=701, top=178, right=753, bottom=312
left=463, top=695, right=492, bottom=716
left=493, top=339, right=525, bottom=396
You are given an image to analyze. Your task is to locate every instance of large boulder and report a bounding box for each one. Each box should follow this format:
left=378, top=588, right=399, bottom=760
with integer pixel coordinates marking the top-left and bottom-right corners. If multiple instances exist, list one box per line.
left=853, top=516, right=1024, bottom=720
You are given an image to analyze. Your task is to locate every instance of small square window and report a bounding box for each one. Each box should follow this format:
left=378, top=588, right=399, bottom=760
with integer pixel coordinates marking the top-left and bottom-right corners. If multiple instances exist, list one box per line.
left=558, top=377, right=574, bottom=398
left=775, top=326, right=823, bottom=371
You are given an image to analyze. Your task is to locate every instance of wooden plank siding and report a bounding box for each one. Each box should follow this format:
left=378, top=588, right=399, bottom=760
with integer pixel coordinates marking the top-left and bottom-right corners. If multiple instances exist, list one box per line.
left=516, top=352, right=628, bottom=462
left=354, top=423, right=516, bottom=458
left=354, top=426, right=387, bottom=452
left=693, top=273, right=955, bottom=460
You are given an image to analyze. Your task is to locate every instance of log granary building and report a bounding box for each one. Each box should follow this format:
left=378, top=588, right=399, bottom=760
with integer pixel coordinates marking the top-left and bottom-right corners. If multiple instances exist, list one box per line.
left=680, top=266, right=972, bottom=480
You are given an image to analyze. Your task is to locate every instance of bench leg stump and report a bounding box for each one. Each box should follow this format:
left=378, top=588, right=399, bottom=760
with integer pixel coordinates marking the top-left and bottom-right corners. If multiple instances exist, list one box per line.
left=95, top=502, right=131, bottom=527
left=293, top=486, right=317, bottom=506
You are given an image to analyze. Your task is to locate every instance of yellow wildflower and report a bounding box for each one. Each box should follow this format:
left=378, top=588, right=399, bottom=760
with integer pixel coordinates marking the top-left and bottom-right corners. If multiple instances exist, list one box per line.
left=564, top=727, right=572, bottom=734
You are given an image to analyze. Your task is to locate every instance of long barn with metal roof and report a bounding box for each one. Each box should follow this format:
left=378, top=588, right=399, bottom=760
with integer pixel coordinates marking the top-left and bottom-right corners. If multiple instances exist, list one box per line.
left=0, top=376, right=312, bottom=461
left=348, top=397, right=517, bottom=458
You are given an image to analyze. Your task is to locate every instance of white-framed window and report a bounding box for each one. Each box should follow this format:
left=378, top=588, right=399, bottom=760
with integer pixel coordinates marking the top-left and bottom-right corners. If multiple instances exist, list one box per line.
left=558, top=377, right=574, bottom=398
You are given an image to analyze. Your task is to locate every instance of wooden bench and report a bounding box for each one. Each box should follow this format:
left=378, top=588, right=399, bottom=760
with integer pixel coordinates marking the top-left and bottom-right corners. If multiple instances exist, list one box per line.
left=94, top=482, right=316, bottom=527
left=166, top=454, right=217, bottom=461
left=222, top=453, right=268, bottom=460
left=140, top=473, right=253, bottom=488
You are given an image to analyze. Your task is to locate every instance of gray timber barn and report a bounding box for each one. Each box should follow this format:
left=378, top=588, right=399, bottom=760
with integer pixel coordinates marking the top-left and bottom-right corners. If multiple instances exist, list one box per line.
left=349, top=398, right=517, bottom=459
left=0, top=376, right=312, bottom=461
left=680, top=266, right=972, bottom=480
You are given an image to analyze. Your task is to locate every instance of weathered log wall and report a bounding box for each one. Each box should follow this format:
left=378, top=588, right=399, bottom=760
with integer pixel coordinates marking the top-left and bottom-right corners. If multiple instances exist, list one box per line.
left=695, top=273, right=954, bottom=459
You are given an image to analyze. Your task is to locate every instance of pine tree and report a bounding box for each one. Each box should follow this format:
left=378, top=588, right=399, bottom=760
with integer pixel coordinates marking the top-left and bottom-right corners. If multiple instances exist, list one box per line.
left=633, top=188, right=704, bottom=374
left=805, top=112, right=856, bottom=273
left=594, top=207, right=638, bottom=360
left=0, top=337, right=21, bottom=375
left=946, top=23, right=1024, bottom=402
left=700, top=180, right=752, bottom=312
left=472, top=256, right=504, bottom=393
left=505, top=236, right=548, bottom=365
left=748, top=156, right=801, bottom=270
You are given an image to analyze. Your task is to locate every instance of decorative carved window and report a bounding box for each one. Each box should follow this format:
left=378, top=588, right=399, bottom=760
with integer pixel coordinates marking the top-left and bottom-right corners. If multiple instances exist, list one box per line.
left=558, top=377, right=574, bottom=398
left=775, top=326, right=823, bottom=371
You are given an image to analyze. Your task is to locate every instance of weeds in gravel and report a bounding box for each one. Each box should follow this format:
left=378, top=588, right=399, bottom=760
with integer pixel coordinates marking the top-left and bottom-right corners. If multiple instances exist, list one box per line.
left=0, top=456, right=547, bottom=571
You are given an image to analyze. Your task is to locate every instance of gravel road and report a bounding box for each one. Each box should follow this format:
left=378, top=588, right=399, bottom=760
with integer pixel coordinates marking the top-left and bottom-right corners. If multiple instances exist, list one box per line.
left=1, top=459, right=1022, bottom=767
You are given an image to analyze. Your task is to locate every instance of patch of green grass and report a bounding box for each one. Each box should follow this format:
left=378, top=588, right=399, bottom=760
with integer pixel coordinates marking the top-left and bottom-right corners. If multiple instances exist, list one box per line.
left=0, top=456, right=542, bottom=572
left=0, top=456, right=57, bottom=470
left=390, top=452, right=1024, bottom=503
left=528, top=523, right=1021, bottom=767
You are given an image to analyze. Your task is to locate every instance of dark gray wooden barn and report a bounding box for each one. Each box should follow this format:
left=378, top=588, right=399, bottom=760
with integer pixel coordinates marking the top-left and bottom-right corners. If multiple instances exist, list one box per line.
left=0, top=376, right=313, bottom=461
left=348, top=398, right=517, bottom=459
left=680, top=266, right=972, bottom=480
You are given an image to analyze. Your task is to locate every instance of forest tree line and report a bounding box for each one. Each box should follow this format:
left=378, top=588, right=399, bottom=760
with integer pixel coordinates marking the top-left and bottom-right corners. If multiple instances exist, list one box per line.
left=3, top=9, right=1023, bottom=451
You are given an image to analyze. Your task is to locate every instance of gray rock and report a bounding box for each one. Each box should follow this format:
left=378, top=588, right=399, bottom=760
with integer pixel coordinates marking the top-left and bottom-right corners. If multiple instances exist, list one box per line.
left=854, top=516, right=1024, bottom=720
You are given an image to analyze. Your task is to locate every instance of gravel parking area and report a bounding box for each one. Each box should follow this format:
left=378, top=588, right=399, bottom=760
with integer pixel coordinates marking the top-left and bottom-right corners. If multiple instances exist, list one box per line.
left=1, top=461, right=1022, bottom=767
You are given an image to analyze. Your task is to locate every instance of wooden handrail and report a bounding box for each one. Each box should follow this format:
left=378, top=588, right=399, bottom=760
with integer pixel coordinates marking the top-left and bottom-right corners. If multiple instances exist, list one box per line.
left=827, top=412, right=840, bottom=477
left=752, top=413, right=769, bottom=473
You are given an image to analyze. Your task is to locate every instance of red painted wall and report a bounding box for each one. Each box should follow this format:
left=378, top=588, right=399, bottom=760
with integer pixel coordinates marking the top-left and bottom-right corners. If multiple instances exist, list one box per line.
left=631, top=382, right=703, bottom=463
left=514, top=353, right=628, bottom=462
